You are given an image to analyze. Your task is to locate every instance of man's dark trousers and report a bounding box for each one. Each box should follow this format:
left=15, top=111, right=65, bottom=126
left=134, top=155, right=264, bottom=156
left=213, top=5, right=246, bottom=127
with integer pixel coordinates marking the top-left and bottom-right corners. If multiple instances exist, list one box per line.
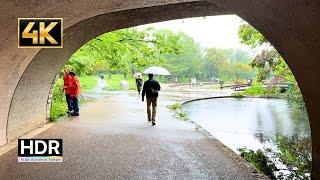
left=71, top=98, right=79, bottom=115
left=65, top=94, right=72, bottom=112
left=146, top=97, right=157, bottom=122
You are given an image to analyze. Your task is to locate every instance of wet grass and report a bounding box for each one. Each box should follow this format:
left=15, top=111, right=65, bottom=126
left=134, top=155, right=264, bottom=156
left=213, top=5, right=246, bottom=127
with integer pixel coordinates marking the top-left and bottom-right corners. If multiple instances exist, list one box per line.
left=176, top=112, right=189, bottom=121
left=238, top=148, right=277, bottom=179
left=232, top=92, right=245, bottom=98
left=167, top=102, right=189, bottom=121
left=167, top=102, right=181, bottom=110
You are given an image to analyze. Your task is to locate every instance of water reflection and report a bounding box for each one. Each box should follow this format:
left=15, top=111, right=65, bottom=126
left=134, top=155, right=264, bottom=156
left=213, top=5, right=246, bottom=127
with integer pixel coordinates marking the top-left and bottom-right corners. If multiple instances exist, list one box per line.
left=182, top=98, right=311, bottom=178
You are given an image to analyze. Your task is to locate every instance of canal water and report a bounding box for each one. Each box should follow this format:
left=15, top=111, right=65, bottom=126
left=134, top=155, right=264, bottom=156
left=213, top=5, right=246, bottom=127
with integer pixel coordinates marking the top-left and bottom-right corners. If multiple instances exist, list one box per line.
left=181, top=97, right=311, bottom=177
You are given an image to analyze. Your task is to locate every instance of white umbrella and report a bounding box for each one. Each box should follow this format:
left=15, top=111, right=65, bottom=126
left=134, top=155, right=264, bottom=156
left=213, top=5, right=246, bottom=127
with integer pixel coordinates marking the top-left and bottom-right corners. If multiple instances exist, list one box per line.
left=133, top=72, right=142, bottom=78
left=143, top=66, right=171, bottom=76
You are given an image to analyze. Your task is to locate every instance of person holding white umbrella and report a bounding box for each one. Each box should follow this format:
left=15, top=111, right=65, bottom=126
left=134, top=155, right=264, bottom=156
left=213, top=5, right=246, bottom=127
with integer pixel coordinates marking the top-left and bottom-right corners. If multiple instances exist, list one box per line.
left=142, top=73, right=161, bottom=126
left=142, top=66, right=170, bottom=126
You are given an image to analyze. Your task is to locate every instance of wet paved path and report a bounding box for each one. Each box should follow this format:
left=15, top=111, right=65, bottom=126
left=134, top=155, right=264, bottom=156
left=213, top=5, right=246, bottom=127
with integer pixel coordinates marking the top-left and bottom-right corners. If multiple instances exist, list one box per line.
left=0, top=90, right=262, bottom=179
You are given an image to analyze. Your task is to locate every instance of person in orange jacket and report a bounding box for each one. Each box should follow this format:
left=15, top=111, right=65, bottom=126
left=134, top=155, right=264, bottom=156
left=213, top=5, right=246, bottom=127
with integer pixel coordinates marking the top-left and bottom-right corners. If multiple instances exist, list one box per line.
left=69, top=72, right=81, bottom=116
left=63, top=69, right=73, bottom=114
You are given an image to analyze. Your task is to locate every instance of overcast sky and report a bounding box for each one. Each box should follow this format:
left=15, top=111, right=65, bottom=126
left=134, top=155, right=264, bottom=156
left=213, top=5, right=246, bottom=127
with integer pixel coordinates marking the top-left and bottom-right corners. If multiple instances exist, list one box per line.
left=137, top=15, right=251, bottom=51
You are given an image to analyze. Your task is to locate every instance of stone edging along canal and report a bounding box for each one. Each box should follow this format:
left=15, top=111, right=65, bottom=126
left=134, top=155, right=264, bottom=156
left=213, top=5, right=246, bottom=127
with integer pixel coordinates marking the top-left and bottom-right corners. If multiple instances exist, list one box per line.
left=181, top=94, right=283, bottom=106
left=178, top=95, right=282, bottom=180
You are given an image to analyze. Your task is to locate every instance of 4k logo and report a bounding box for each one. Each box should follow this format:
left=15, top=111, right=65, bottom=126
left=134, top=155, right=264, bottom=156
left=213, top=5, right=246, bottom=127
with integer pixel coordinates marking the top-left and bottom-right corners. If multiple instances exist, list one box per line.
left=18, top=18, right=63, bottom=48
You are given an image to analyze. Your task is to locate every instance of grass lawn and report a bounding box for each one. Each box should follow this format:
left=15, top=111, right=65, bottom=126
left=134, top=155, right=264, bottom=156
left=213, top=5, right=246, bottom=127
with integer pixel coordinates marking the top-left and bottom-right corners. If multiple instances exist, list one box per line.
left=105, top=74, right=136, bottom=91
left=78, top=75, right=98, bottom=92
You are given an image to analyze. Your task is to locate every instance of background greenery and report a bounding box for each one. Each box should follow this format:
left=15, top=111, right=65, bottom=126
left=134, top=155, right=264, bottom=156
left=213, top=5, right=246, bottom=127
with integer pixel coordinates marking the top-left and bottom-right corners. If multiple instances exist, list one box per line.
left=63, top=28, right=255, bottom=83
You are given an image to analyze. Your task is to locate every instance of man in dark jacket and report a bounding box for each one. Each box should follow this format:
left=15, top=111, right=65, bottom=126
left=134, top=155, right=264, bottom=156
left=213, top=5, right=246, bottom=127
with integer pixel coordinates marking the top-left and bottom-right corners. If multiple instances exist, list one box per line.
left=142, top=74, right=161, bottom=126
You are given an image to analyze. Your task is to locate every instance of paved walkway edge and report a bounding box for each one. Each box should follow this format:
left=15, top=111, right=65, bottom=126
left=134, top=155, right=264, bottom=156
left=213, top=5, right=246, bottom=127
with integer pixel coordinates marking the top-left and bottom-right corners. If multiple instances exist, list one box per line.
left=0, top=122, right=56, bottom=157
left=189, top=120, right=269, bottom=179
left=181, top=95, right=283, bottom=105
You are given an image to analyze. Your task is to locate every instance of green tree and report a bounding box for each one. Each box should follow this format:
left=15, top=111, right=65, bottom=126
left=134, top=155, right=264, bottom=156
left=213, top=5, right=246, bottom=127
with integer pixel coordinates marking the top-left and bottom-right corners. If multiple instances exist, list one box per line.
left=162, top=32, right=202, bottom=80
left=203, top=48, right=254, bottom=82
left=251, top=49, right=281, bottom=82
left=203, top=48, right=227, bottom=79
left=65, top=28, right=183, bottom=77
left=238, top=23, right=267, bottom=48
left=238, top=22, right=305, bottom=108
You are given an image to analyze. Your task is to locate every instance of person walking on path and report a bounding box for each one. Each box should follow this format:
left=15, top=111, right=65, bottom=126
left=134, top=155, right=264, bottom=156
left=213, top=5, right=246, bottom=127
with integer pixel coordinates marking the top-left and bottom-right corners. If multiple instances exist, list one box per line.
left=142, top=74, right=161, bottom=126
left=63, top=69, right=73, bottom=114
left=69, top=72, right=81, bottom=116
left=136, top=75, right=143, bottom=95
left=99, top=72, right=105, bottom=83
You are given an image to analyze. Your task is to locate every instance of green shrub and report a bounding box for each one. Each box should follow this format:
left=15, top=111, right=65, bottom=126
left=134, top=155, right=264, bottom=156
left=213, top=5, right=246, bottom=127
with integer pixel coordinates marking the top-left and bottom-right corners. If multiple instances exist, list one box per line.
left=168, top=102, right=181, bottom=110
left=50, top=101, right=67, bottom=121
left=167, top=102, right=188, bottom=121
left=50, top=79, right=67, bottom=121
left=268, top=87, right=281, bottom=96
left=177, top=112, right=188, bottom=121
left=232, top=92, right=245, bottom=98
left=240, top=83, right=281, bottom=96
left=238, top=148, right=276, bottom=179
left=243, top=83, right=268, bottom=95
left=275, top=136, right=311, bottom=178
left=286, top=85, right=306, bottom=110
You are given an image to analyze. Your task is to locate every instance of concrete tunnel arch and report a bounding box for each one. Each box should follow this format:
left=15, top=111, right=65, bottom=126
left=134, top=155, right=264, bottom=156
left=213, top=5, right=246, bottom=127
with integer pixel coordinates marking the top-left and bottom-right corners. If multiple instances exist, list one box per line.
left=0, top=0, right=319, bottom=178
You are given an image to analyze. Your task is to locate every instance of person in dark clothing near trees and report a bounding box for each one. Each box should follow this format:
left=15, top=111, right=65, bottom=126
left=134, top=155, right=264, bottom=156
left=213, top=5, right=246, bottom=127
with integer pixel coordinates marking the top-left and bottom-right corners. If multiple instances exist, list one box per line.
left=142, top=74, right=161, bottom=126
left=136, top=75, right=143, bottom=95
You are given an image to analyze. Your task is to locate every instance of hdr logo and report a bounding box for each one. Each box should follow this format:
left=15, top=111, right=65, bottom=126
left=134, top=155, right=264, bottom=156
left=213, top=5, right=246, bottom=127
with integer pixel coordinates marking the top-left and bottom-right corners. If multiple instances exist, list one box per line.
left=18, top=18, right=63, bottom=48
left=18, top=139, right=63, bottom=162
